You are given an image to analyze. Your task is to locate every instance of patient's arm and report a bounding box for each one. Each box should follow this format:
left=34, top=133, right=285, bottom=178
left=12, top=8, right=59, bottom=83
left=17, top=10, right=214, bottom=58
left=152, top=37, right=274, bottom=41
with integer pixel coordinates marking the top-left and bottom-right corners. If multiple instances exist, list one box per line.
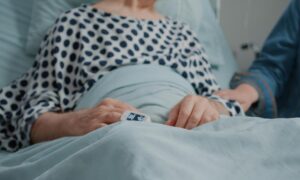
left=31, top=98, right=138, bottom=144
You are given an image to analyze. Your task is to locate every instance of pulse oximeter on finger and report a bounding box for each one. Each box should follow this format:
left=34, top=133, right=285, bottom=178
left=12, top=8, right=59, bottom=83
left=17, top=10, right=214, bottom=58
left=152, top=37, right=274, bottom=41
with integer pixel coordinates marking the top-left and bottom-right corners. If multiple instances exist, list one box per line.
left=121, top=111, right=151, bottom=122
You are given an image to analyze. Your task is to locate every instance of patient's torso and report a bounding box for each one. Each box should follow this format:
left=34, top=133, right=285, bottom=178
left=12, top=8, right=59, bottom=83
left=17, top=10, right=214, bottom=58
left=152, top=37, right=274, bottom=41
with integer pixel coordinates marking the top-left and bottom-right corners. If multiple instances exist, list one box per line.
left=57, top=4, right=218, bottom=98
left=0, top=4, right=241, bottom=151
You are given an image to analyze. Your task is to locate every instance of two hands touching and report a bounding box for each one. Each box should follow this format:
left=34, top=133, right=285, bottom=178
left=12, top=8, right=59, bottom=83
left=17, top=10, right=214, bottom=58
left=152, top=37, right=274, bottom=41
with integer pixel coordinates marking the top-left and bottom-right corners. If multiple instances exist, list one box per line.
left=165, top=83, right=260, bottom=130
left=165, top=83, right=260, bottom=131
left=167, top=83, right=261, bottom=130
left=31, top=95, right=228, bottom=144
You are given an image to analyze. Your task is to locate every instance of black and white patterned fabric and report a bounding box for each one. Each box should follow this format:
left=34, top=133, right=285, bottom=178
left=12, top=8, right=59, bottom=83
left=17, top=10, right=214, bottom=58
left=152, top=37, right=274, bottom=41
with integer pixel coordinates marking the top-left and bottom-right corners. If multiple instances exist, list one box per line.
left=0, top=4, right=242, bottom=152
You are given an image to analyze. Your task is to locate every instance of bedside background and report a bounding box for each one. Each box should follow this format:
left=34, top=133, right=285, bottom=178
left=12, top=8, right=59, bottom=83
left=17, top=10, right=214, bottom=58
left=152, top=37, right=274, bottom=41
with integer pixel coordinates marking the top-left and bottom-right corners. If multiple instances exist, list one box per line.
left=219, top=0, right=290, bottom=71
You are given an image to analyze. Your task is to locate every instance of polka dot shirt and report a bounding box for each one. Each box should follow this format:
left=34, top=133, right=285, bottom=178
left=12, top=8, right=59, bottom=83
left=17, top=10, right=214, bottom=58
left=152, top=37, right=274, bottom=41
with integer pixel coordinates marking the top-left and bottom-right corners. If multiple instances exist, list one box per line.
left=0, top=4, right=242, bottom=152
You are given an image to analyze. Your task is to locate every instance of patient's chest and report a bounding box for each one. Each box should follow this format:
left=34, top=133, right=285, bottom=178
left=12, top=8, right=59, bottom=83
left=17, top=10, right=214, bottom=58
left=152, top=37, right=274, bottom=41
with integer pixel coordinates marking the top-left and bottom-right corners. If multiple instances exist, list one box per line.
left=48, top=4, right=218, bottom=101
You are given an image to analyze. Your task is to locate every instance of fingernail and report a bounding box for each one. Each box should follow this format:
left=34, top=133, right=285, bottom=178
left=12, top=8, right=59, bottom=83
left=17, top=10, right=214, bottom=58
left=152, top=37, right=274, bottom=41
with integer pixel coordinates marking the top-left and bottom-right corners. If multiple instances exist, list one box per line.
left=166, top=120, right=176, bottom=126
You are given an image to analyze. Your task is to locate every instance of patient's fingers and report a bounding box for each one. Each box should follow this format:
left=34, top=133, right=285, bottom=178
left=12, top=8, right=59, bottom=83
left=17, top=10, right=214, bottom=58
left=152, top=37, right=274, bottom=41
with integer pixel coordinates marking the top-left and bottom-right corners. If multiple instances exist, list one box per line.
left=91, top=123, right=108, bottom=131
left=166, top=103, right=180, bottom=126
left=184, top=102, right=205, bottom=129
left=98, top=123, right=108, bottom=128
left=98, top=98, right=138, bottom=112
left=167, top=95, right=221, bottom=129
left=99, top=98, right=125, bottom=107
left=199, top=110, right=219, bottom=126
left=175, top=97, right=195, bottom=128
left=100, top=111, right=123, bottom=124
left=110, top=99, right=137, bottom=111
left=96, top=106, right=128, bottom=115
left=90, top=105, right=124, bottom=124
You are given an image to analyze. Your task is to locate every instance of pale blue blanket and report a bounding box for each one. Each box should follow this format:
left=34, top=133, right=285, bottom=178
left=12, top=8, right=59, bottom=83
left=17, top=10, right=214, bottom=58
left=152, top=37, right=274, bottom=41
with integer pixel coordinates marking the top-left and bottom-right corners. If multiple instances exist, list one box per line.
left=0, top=65, right=300, bottom=180
left=76, top=65, right=196, bottom=123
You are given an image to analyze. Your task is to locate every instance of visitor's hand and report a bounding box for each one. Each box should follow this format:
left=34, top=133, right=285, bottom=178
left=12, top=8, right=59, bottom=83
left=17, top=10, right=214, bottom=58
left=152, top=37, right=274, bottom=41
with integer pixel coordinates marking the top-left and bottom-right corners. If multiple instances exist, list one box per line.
left=215, top=84, right=259, bottom=112
left=31, top=98, right=139, bottom=144
left=165, top=95, right=220, bottom=129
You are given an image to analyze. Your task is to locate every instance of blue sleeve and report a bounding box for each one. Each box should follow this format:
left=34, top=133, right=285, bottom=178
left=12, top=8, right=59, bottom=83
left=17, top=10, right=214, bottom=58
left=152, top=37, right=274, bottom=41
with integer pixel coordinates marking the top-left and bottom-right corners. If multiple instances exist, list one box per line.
left=231, top=0, right=300, bottom=118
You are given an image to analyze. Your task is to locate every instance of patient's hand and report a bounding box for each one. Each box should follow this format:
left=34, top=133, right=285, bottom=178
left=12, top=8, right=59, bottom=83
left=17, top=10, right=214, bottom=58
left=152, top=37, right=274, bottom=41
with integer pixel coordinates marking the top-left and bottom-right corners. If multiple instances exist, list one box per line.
left=31, top=98, right=139, bottom=144
left=165, top=95, right=220, bottom=129
left=67, top=98, right=140, bottom=135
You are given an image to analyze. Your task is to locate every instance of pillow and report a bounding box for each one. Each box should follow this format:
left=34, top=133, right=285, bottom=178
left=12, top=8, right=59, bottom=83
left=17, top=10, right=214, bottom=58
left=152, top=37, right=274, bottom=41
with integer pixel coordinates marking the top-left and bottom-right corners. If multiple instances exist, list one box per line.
left=0, top=0, right=34, bottom=88
left=26, top=0, right=227, bottom=66
left=156, top=0, right=226, bottom=66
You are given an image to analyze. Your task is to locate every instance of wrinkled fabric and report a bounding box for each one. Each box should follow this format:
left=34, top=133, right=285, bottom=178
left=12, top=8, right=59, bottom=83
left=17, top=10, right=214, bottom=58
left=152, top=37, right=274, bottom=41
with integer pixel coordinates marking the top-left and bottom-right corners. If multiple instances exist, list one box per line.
left=1, top=117, right=300, bottom=180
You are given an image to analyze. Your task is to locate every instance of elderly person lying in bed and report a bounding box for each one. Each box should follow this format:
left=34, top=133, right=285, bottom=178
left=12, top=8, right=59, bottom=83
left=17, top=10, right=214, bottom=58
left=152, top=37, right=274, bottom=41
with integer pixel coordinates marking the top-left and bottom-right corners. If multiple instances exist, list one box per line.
left=0, top=0, right=242, bottom=152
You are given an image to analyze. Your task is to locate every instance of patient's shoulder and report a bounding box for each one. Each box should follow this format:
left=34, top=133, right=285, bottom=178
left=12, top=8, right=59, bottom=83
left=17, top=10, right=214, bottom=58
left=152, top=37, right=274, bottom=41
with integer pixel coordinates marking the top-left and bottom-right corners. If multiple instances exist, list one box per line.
left=53, top=4, right=96, bottom=26
left=168, top=19, right=199, bottom=42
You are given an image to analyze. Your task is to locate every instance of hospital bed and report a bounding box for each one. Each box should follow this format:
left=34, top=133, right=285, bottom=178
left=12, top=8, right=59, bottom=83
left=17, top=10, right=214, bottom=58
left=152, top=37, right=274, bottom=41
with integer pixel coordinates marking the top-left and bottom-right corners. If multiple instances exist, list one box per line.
left=0, top=0, right=299, bottom=179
